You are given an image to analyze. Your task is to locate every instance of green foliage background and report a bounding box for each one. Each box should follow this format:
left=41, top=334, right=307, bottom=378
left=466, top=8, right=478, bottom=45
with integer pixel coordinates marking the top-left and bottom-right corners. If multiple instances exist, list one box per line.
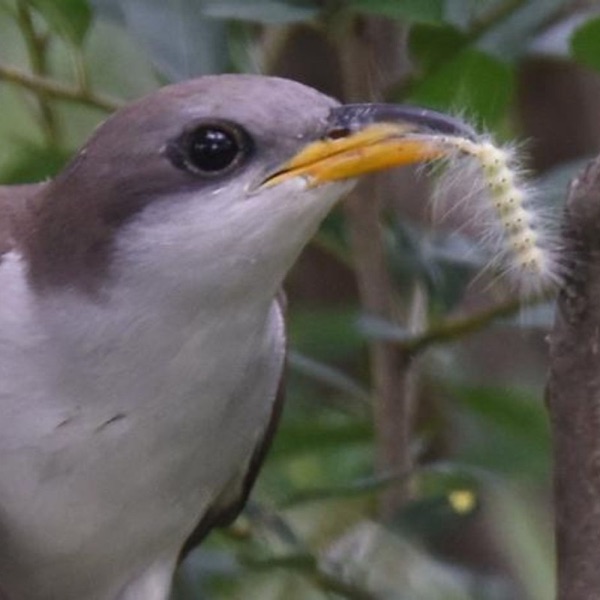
left=1, top=1, right=600, bottom=598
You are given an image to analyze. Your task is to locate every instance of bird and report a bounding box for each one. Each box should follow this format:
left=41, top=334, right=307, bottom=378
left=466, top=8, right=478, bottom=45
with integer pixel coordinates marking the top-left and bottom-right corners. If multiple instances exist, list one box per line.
left=0, top=74, right=472, bottom=600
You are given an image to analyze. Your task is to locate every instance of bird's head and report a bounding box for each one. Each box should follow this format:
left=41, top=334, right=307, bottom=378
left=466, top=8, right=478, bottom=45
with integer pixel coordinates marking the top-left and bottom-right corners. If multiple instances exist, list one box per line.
left=23, top=74, right=473, bottom=301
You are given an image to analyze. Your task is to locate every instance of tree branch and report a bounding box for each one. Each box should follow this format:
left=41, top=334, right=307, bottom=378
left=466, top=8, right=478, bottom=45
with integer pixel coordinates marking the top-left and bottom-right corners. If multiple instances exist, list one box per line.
left=0, top=62, right=122, bottom=113
left=400, top=294, right=546, bottom=357
left=547, top=154, right=600, bottom=600
left=16, top=0, right=60, bottom=143
left=468, top=0, right=527, bottom=40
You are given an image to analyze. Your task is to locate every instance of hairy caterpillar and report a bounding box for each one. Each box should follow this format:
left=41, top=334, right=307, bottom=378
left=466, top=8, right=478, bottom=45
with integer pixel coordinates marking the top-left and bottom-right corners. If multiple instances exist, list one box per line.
left=421, top=133, right=562, bottom=295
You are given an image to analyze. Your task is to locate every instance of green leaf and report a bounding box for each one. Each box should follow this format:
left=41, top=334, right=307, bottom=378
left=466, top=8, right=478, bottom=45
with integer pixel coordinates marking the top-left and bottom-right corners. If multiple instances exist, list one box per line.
left=452, top=385, right=550, bottom=479
left=288, top=351, right=369, bottom=401
left=289, top=308, right=363, bottom=361
left=477, top=0, right=565, bottom=61
left=386, top=220, right=482, bottom=313
left=488, top=487, right=555, bottom=600
left=345, top=0, right=445, bottom=24
left=271, top=419, right=372, bottom=458
left=90, top=0, right=229, bottom=80
left=407, top=48, right=514, bottom=126
left=409, top=23, right=468, bottom=71
left=458, top=386, right=548, bottom=440
left=571, top=16, right=600, bottom=73
left=396, top=493, right=476, bottom=539
left=30, top=0, right=91, bottom=45
left=280, top=467, right=413, bottom=507
left=0, top=143, right=71, bottom=183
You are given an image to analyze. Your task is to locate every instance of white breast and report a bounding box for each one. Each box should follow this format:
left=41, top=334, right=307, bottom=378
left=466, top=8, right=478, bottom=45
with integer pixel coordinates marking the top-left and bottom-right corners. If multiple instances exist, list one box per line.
left=0, top=251, right=285, bottom=600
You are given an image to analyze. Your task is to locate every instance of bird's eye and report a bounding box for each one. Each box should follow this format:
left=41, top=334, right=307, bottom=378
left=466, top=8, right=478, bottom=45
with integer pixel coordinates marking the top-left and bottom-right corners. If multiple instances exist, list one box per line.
left=167, top=121, right=252, bottom=176
left=187, top=126, right=240, bottom=172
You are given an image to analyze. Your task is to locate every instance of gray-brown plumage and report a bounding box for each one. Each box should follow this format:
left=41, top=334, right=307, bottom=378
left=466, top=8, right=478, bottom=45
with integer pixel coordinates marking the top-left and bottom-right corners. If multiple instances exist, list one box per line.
left=0, top=74, right=469, bottom=600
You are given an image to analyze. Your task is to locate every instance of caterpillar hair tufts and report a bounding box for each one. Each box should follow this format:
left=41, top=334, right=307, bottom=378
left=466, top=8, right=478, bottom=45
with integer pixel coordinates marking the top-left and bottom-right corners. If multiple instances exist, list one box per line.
left=420, top=132, right=563, bottom=296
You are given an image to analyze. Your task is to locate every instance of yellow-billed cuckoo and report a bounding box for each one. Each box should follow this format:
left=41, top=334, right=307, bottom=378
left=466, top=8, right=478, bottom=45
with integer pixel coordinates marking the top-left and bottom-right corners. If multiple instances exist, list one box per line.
left=0, top=74, right=473, bottom=600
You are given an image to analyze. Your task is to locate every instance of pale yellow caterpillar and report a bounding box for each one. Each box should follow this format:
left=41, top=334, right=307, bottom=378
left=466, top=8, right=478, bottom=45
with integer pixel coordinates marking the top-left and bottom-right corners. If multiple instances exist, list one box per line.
left=421, top=133, right=561, bottom=295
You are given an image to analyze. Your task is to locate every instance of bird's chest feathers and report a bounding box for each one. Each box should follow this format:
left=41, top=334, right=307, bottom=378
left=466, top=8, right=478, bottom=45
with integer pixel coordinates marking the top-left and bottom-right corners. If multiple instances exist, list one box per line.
left=0, top=278, right=284, bottom=564
left=42, top=287, right=281, bottom=432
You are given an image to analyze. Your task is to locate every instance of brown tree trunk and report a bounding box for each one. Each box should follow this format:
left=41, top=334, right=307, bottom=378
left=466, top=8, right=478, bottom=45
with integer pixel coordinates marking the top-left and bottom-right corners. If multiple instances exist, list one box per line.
left=547, top=155, right=600, bottom=600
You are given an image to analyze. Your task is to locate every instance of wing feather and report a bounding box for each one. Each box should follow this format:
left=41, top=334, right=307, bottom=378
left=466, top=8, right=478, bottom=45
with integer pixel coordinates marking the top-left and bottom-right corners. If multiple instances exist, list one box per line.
left=178, top=294, right=287, bottom=561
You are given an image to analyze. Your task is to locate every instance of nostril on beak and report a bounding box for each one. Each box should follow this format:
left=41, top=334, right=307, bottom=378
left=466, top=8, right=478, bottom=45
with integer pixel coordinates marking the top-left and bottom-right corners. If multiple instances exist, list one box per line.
left=324, top=127, right=352, bottom=141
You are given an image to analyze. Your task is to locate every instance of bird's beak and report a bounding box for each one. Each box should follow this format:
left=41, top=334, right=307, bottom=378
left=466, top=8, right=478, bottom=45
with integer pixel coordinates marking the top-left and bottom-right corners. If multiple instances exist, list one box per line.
left=261, top=103, right=476, bottom=188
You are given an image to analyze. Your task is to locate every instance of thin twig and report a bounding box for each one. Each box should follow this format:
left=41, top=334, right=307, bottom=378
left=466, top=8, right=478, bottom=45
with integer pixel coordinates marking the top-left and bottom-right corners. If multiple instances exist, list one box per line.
left=0, top=62, right=123, bottom=112
left=468, top=0, right=528, bottom=40
left=241, top=552, right=377, bottom=600
left=16, top=0, right=60, bottom=143
left=227, top=504, right=378, bottom=600
left=71, top=45, right=90, bottom=93
left=399, top=294, right=549, bottom=357
left=280, top=466, right=414, bottom=508
left=279, top=456, right=502, bottom=509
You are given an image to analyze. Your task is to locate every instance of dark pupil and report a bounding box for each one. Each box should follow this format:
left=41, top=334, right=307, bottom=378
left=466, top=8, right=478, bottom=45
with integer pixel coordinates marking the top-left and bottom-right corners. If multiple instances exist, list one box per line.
left=188, top=127, right=239, bottom=172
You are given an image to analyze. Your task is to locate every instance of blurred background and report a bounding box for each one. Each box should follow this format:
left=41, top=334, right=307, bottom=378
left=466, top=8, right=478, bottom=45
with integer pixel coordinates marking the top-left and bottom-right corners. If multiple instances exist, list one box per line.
left=2, top=1, right=600, bottom=598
